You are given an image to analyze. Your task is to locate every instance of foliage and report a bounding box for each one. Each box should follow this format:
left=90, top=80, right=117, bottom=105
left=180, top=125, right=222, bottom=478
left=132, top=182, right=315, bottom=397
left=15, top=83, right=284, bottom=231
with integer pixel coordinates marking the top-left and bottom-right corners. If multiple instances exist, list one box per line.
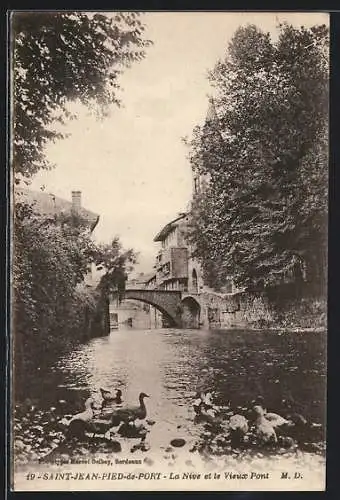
left=94, top=237, right=137, bottom=300
left=11, top=12, right=146, bottom=382
left=13, top=203, right=90, bottom=366
left=187, top=23, right=328, bottom=291
left=13, top=201, right=136, bottom=379
left=11, top=11, right=151, bottom=178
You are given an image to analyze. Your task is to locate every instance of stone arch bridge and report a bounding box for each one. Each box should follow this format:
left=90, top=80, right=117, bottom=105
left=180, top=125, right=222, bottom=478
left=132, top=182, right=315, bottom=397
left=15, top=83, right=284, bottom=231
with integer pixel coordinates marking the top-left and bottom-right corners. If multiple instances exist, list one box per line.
left=115, top=289, right=201, bottom=328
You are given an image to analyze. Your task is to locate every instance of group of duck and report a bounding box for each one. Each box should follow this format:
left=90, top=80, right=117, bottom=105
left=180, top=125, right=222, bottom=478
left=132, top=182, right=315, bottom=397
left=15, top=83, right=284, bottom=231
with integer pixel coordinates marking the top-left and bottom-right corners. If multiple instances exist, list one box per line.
left=193, top=392, right=321, bottom=449
left=61, top=388, right=321, bottom=452
left=62, top=388, right=151, bottom=440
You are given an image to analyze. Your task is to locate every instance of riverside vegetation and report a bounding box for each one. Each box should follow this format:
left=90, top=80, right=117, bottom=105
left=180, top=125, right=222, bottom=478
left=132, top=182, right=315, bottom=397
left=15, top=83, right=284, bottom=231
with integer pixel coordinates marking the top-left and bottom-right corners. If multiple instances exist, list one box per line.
left=185, top=23, right=328, bottom=318
left=12, top=11, right=150, bottom=390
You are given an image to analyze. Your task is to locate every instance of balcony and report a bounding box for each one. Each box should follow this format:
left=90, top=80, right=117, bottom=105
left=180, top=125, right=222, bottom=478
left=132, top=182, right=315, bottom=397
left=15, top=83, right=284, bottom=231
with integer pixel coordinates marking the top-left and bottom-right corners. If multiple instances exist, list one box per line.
left=155, top=248, right=189, bottom=285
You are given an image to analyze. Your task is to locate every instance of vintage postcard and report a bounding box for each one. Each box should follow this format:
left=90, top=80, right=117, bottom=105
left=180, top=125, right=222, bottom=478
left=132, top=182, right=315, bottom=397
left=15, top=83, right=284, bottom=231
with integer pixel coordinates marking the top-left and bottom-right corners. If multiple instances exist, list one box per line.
left=10, top=11, right=328, bottom=491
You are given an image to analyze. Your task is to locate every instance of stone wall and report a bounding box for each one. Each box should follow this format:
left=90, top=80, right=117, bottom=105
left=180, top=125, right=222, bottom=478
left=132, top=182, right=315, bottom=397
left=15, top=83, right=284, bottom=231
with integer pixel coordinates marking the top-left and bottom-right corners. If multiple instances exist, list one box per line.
left=199, top=288, right=326, bottom=331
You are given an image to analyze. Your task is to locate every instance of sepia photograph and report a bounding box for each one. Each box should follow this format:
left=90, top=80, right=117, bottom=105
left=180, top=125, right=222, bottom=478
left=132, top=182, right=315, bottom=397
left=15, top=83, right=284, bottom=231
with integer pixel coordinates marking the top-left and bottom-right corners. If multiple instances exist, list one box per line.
left=10, top=11, right=328, bottom=491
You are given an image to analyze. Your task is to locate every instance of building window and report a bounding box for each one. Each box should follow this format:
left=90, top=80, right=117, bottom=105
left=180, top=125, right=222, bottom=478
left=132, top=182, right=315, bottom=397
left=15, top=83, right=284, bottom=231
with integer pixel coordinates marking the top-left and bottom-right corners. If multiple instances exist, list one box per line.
left=192, top=269, right=198, bottom=293
left=162, top=262, right=170, bottom=275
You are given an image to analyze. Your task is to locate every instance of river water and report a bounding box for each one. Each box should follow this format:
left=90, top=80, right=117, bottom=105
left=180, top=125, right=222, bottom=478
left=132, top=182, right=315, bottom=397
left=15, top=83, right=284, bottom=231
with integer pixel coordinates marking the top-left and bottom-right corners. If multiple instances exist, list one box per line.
left=13, top=327, right=327, bottom=490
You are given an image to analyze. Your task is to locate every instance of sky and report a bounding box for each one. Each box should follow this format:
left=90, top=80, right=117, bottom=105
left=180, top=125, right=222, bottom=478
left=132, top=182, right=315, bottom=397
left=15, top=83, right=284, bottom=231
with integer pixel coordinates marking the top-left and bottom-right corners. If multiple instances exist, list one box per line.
left=28, top=11, right=328, bottom=274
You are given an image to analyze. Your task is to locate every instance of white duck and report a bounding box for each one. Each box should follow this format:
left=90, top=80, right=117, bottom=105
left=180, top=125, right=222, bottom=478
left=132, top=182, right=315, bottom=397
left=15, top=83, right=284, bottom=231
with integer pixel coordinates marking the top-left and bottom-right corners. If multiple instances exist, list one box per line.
left=65, top=397, right=95, bottom=438
left=253, top=405, right=278, bottom=445
left=251, top=400, right=293, bottom=428
left=228, top=414, right=249, bottom=446
left=264, top=410, right=292, bottom=428
left=69, top=397, right=94, bottom=423
left=229, top=414, right=249, bottom=434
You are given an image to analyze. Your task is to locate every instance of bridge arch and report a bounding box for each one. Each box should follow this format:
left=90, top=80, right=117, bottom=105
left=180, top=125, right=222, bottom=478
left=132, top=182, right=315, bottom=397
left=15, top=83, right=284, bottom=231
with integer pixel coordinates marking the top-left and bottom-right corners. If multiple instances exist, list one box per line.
left=181, top=295, right=201, bottom=329
left=123, top=296, right=177, bottom=328
left=117, top=289, right=183, bottom=328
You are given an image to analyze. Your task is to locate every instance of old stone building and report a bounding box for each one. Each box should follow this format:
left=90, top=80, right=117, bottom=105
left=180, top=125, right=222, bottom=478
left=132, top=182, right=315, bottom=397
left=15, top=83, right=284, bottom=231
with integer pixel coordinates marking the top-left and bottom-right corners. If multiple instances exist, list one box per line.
left=145, top=213, right=204, bottom=296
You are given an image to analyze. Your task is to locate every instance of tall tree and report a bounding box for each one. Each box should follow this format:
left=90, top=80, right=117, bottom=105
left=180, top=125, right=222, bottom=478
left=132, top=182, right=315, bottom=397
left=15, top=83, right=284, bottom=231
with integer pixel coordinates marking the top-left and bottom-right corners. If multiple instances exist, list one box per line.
left=11, top=11, right=151, bottom=178
left=187, top=23, right=328, bottom=292
left=95, top=237, right=137, bottom=298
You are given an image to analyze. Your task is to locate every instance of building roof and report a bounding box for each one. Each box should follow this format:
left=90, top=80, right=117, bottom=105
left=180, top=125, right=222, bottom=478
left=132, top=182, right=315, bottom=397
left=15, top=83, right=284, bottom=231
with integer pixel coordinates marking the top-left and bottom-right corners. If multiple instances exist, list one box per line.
left=15, top=187, right=99, bottom=232
left=153, top=213, right=187, bottom=242
left=135, top=271, right=157, bottom=282
left=144, top=272, right=157, bottom=283
left=127, top=271, right=156, bottom=285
